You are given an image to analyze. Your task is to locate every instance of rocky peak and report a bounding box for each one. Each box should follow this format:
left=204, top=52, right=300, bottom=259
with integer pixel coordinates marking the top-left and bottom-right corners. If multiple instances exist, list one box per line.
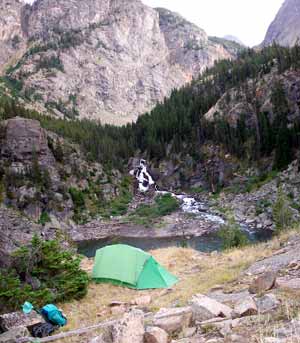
left=262, top=0, right=300, bottom=47
left=1, top=0, right=239, bottom=125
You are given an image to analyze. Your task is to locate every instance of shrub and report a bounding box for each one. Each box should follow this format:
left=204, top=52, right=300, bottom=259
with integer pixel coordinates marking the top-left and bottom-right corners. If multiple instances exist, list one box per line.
left=129, top=194, right=179, bottom=226
left=155, top=194, right=180, bottom=216
left=39, top=211, right=51, bottom=225
left=0, top=236, right=89, bottom=314
left=273, top=186, right=293, bottom=232
left=69, top=187, right=85, bottom=208
left=218, top=217, right=249, bottom=250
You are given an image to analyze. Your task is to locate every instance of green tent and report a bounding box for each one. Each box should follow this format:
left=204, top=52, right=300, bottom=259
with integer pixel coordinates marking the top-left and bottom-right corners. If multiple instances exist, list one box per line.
left=92, top=244, right=178, bottom=289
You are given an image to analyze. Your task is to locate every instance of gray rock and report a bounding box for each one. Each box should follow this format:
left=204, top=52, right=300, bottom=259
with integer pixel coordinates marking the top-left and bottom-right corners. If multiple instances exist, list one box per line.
left=153, top=307, right=193, bottom=334
left=190, top=294, right=232, bottom=321
left=0, top=311, right=45, bottom=331
left=277, top=277, right=300, bottom=290
left=0, top=326, right=30, bottom=343
left=111, top=310, right=145, bottom=343
left=144, top=326, right=169, bottom=343
left=256, top=294, right=280, bottom=313
left=232, top=296, right=258, bottom=318
left=249, top=271, right=277, bottom=294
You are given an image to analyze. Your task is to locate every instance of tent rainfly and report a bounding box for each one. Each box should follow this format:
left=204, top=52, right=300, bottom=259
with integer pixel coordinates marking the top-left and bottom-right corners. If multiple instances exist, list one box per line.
left=92, top=244, right=178, bottom=289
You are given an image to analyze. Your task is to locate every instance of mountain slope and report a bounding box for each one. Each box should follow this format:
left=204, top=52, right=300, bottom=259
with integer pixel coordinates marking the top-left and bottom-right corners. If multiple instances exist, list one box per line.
left=0, top=0, right=239, bottom=125
left=262, top=0, right=300, bottom=47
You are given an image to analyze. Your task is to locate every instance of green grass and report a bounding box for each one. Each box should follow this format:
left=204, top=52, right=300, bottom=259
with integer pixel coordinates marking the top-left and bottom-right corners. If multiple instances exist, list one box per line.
left=129, top=194, right=179, bottom=226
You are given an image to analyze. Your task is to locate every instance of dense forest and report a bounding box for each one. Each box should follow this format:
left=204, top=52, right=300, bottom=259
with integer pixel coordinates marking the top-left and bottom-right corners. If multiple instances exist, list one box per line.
left=1, top=44, right=300, bottom=171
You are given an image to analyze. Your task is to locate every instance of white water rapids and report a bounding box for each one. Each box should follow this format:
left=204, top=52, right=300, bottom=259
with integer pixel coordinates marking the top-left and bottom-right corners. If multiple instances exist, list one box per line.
left=156, top=191, right=225, bottom=225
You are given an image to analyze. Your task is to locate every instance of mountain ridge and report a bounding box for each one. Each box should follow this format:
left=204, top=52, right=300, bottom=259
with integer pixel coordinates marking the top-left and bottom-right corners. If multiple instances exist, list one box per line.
left=262, top=0, right=300, bottom=47
left=0, top=0, right=240, bottom=125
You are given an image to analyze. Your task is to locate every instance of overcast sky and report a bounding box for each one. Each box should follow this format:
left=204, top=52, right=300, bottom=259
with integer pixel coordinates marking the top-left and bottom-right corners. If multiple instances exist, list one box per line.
left=142, top=0, right=284, bottom=47
left=24, top=0, right=284, bottom=47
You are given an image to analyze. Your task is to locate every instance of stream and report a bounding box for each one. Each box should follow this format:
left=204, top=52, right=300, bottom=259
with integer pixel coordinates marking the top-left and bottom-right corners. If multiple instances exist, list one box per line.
left=77, top=193, right=273, bottom=258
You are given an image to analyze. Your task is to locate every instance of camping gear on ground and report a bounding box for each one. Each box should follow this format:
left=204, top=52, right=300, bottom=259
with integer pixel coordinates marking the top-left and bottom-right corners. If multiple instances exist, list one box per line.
left=41, top=304, right=67, bottom=327
left=92, top=244, right=178, bottom=289
left=31, top=322, right=57, bottom=338
left=22, top=301, right=34, bottom=314
left=22, top=301, right=67, bottom=327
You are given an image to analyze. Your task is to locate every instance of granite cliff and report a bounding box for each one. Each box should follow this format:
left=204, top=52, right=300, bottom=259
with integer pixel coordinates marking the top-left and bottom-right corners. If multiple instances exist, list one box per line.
left=0, top=0, right=239, bottom=124
left=262, top=0, right=300, bottom=47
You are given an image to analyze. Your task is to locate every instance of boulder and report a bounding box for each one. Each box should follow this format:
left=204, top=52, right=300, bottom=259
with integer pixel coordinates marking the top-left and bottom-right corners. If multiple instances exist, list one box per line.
left=144, top=326, right=169, bottom=343
left=111, top=310, right=145, bottom=343
left=189, top=294, right=232, bottom=321
left=153, top=307, right=193, bottom=334
left=277, top=277, right=300, bottom=290
left=249, top=271, right=277, bottom=294
left=0, top=311, right=45, bottom=331
left=256, top=294, right=280, bottom=313
left=232, top=296, right=258, bottom=318
left=0, top=326, right=30, bottom=343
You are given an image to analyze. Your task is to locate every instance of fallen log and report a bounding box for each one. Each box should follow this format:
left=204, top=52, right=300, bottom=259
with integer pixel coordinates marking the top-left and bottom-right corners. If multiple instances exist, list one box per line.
left=17, top=319, right=117, bottom=343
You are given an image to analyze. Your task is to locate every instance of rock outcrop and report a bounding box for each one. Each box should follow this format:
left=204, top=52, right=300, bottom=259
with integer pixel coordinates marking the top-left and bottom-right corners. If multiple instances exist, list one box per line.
left=262, top=0, right=300, bottom=47
left=0, top=0, right=238, bottom=125
left=0, top=116, right=122, bottom=224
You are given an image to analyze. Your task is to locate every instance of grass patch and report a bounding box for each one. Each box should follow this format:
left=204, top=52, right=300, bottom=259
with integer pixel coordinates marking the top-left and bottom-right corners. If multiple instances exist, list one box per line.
left=128, top=194, right=179, bottom=226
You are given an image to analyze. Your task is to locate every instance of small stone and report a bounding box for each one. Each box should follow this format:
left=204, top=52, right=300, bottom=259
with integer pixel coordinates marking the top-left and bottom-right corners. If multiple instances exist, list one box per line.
left=249, top=271, right=277, bottom=294
left=179, top=327, right=197, bottom=339
left=133, top=295, right=152, bottom=306
left=111, top=305, right=127, bottom=316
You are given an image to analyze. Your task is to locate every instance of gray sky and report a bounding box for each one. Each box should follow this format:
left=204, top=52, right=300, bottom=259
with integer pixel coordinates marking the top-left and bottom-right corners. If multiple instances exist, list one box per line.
left=24, top=0, right=284, bottom=47
left=142, top=0, right=284, bottom=47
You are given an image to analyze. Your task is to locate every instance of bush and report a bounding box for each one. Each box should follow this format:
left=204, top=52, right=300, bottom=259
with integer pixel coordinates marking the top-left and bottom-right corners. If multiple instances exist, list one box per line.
left=129, top=194, right=179, bottom=226
left=273, top=186, right=293, bottom=232
left=218, top=217, right=249, bottom=250
left=0, top=236, right=89, bottom=314
left=155, top=194, right=180, bottom=216
left=39, top=211, right=51, bottom=225
left=69, top=187, right=85, bottom=208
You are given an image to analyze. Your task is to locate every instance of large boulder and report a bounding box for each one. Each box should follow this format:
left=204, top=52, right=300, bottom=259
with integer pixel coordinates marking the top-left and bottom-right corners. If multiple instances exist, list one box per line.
left=0, top=326, right=30, bottom=343
left=144, top=326, right=169, bottom=343
left=232, top=296, right=258, bottom=318
left=0, top=311, right=45, bottom=331
left=189, top=294, right=232, bottom=322
left=256, top=294, right=280, bottom=314
left=153, top=307, right=193, bottom=335
left=249, top=272, right=277, bottom=294
left=111, top=310, right=145, bottom=343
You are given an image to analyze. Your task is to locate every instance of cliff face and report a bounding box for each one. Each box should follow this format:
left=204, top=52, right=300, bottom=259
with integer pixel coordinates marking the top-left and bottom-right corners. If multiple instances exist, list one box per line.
left=0, top=0, right=27, bottom=70
left=262, top=0, right=300, bottom=47
left=0, top=0, right=238, bottom=125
